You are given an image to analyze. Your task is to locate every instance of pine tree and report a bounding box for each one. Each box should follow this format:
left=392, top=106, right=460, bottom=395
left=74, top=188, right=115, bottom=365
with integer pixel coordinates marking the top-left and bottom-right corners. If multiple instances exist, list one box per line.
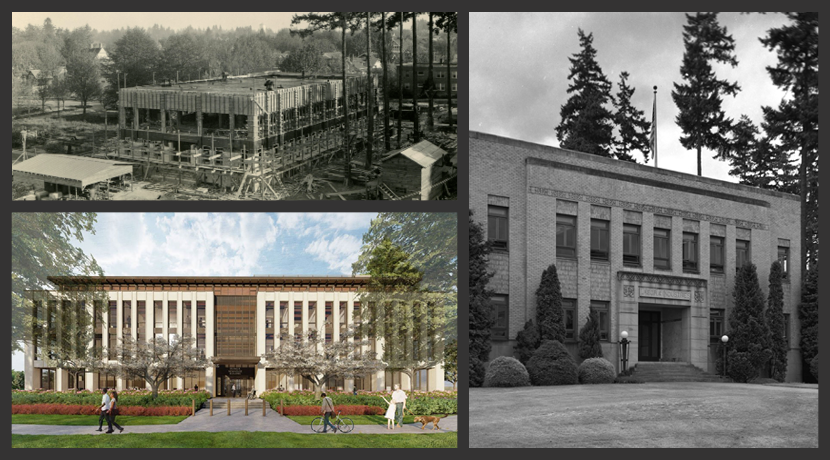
left=469, top=210, right=495, bottom=386
left=514, top=320, right=540, bottom=365
left=578, top=309, right=603, bottom=359
left=672, top=12, right=740, bottom=176
left=765, top=261, right=788, bottom=382
left=535, top=264, right=565, bottom=343
left=798, top=267, right=818, bottom=382
left=555, top=29, right=615, bottom=157
left=725, top=115, right=797, bottom=193
left=612, top=71, right=651, bottom=163
left=725, top=263, right=772, bottom=382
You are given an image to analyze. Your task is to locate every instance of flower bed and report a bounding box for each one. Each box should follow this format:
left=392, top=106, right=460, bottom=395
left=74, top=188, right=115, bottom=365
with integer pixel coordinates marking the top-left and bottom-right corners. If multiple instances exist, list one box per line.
left=11, top=389, right=211, bottom=408
left=260, top=390, right=457, bottom=415
left=12, top=404, right=192, bottom=416
left=280, top=405, right=384, bottom=416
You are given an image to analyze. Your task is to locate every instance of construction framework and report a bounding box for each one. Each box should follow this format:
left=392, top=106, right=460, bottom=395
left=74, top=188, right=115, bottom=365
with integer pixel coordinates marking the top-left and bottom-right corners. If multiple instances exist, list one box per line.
left=112, top=73, right=378, bottom=197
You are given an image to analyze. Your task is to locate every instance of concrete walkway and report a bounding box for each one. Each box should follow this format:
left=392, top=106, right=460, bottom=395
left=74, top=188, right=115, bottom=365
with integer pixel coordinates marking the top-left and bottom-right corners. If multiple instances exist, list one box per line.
left=12, top=407, right=457, bottom=436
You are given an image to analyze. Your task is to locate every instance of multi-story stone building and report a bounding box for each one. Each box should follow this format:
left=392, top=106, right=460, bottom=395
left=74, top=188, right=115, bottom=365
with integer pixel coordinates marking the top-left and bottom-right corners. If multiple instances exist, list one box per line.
left=24, top=276, right=445, bottom=394
left=471, top=131, right=803, bottom=381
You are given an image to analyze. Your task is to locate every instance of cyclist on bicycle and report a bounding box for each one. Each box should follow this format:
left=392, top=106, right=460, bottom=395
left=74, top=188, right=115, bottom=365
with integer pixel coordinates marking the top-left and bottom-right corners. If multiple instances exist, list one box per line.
left=320, top=392, right=337, bottom=433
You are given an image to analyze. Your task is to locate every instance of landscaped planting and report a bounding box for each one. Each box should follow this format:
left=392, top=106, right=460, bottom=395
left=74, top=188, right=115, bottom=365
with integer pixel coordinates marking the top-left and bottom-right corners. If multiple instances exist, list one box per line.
left=260, top=390, right=457, bottom=416
left=483, top=356, right=531, bottom=387
left=526, top=340, right=578, bottom=385
left=12, top=389, right=211, bottom=408
left=280, top=405, right=384, bottom=416
left=578, top=357, right=616, bottom=384
left=12, top=404, right=192, bottom=416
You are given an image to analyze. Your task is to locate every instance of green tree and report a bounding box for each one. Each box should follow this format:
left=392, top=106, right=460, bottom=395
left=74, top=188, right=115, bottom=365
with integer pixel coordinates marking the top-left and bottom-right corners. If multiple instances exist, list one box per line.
left=765, top=261, right=788, bottom=382
left=723, top=115, right=797, bottom=193
left=612, top=71, right=651, bottom=163
left=578, top=309, right=603, bottom=359
left=12, top=370, right=25, bottom=390
left=443, top=338, right=457, bottom=390
left=281, top=41, right=323, bottom=79
left=468, top=210, right=494, bottom=387
left=159, top=33, right=207, bottom=81
left=536, top=264, right=565, bottom=343
left=798, top=267, right=818, bottom=382
left=672, top=12, right=740, bottom=177
left=555, top=29, right=615, bottom=157
left=11, top=213, right=102, bottom=353
left=109, top=336, right=209, bottom=399
left=65, top=51, right=102, bottom=119
left=102, top=28, right=161, bottom=108
left=514, top=320, right=540, bottom=365
left=724, top=263, right=771, bottom=382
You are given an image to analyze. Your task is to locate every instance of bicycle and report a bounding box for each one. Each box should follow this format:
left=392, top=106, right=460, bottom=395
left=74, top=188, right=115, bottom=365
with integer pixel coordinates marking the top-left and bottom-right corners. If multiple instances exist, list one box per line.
left=311, top=410, right=354, bottom=433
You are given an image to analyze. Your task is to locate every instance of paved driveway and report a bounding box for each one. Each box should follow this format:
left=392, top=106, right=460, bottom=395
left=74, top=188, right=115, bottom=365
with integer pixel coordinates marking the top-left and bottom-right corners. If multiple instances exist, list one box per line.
left=470, top=382, right=817, bottom=448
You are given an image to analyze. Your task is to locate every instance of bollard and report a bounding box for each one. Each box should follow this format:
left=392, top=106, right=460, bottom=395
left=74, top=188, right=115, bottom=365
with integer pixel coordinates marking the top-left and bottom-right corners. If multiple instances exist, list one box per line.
left=245, top=398, right=248, bottom=416
left=210, top=399, right=213, bottom=416
left=263, top=400, right=266, bottom=416
left=280, top=399, right=284, bottom=416
left=192, top=399, right=195, bottom=416
left=228, top=399, right=231, bottom=416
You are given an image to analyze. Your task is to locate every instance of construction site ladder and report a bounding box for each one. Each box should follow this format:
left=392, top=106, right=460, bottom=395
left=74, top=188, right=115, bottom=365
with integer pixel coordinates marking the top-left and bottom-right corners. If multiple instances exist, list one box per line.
left=379, top=182, right=399, bottom=200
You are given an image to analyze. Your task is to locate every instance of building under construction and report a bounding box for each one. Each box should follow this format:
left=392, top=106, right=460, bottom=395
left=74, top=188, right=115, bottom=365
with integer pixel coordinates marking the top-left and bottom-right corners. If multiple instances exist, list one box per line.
left=110, top=72, right=378, bottom=197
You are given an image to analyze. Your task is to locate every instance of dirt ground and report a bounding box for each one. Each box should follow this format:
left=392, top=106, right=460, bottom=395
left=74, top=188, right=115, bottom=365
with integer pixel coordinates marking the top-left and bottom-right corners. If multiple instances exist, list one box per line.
left=470, top=382, right=818, bottom=448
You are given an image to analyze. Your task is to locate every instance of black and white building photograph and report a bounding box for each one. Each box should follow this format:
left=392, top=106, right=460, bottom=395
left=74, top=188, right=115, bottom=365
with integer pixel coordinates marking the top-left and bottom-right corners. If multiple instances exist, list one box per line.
left=468, top=12, right=818, bottom=448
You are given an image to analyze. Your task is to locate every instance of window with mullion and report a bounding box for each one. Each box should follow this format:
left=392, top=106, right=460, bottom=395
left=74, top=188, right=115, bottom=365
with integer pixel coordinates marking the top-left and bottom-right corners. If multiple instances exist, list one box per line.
left=778, top=246, right=790, bottom=279
left=491, top=295, right=508, bottom=340
left=736, top=240, right=750, bottom=272
left=557, top=215, right=577, bottom=258
left=654, top=228, right=671, bottom=270
left=623, top=224, right=641, bottom=267
left=488, top=205, right=509, bottom=251
left=682, top=232, right=698, bottom=273
left=589, top=301, right=609, bottom=341
left=563, top=299, right=576, bottom=340
left=591, top=220, right=609, bottom=260
left=709, top=309, right=724, bottom=343
left=710, top=236, right=724, bottom=273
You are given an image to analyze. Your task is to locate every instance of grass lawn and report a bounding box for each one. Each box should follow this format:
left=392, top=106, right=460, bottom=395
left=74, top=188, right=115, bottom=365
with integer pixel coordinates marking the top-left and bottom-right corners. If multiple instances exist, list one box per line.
left=470, top=382, right=818, bottom=448
left=11, top=414, right=188, bottom=426
left=286, top=415, right=417, bottom=425
left=12, top=432, right=457, bottom=448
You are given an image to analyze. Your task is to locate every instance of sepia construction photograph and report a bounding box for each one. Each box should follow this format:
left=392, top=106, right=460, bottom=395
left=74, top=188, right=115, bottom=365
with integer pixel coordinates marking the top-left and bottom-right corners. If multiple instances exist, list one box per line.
left=12, top=12, right=458, bottom=201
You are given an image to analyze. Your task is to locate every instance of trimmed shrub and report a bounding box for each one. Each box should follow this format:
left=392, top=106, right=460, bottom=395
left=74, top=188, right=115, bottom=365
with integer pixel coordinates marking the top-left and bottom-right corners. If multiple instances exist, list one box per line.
left=282, top=405, right=384, bottom=416
left=259, top=389, right=457, bottom=416
left=536, top=265, right=566, bottom=342
left=614, top=375, right=644, bottom=384
left=578, top=310, right=604, bottom=359
left=12, top=404, right=191, bottom=416
left=725, top=263, right=772, bottom=382
left=526, top=340, right=578, bottom=386
left=765, top=261, right=788, bottom=382
left=726, top=350, right=760, bottom=383
left=470, top=357, right=486, bottom=388
left=514, top=320, right=540, bottom=365
left=810, top=354, right=818, bottom=382
left=11, top=389, right=211, bottom=407
left=483, top=356, right=531, bottom=387
left=578, top=357, right=616, bottom=384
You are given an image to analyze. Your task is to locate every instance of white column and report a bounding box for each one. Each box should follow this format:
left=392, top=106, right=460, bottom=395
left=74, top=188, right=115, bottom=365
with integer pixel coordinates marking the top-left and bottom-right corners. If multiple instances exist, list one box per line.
left=287, top=292, right=295, bottom=392
left=116, top=292, right=123, bottom=390
left=175, top=291, right=183, bottom=390
left=205, top=292, right=215, bottom=396
left=256, top=292, right=266, bottom=395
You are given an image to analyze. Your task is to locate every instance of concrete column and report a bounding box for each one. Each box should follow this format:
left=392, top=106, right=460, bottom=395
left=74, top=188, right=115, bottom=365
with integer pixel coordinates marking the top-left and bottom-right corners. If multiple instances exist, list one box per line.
left=205, top=292, right=215, bottom=396
left=116, top=292, right=123, bottom=390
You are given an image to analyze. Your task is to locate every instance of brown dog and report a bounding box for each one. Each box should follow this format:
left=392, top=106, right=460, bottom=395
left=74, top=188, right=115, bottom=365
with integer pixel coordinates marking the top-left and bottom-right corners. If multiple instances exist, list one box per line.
left=414, top=414, right=447, bottom=430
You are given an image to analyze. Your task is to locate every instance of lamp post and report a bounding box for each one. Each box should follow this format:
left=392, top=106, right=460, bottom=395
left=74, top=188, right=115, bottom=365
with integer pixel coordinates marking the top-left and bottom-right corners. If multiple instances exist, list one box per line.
left=619, top=330, right=630, bottom=374
left=721, top=335, right=729, bottom=378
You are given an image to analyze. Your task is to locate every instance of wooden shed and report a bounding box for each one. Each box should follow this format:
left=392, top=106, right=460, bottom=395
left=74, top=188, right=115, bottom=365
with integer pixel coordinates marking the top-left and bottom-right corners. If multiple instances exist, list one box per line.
left=381, top=140, right=447, bottom=200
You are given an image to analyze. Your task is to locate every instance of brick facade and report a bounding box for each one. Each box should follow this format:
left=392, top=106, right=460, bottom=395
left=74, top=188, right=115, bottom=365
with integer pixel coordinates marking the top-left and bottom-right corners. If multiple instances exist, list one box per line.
left=471, top=131, right=803, bottom=382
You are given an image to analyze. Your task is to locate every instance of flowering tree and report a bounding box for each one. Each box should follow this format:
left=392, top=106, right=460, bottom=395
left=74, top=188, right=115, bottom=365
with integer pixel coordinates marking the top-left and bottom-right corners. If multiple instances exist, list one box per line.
left=108, top=335, right=209, bottom=399
left=261, top=329, right=386, bottom=395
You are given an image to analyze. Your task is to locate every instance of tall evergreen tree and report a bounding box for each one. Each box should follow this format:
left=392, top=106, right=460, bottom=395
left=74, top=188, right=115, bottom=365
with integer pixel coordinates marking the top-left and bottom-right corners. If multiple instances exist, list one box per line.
left=578, top=309, right=603, bottom=359
left=612, top=71, right=651, bottom=163
left=725, top=115, right=797, bottom=193
left=535, top=264, right=565, bottom=343
left=725, top=263, right=772, bottom=382
left=514, top=319, right=540, bottom=365
left=469, top=210, right=495, bottom=387
left=798, top=267, right=818, bottom=382
left=765, top=261, right=788, bottom=382
left=759, top=12, right=819, bottom=276
left=672, top=12, right=740, bottom=176
left=555, top=29, right=615, bottom=157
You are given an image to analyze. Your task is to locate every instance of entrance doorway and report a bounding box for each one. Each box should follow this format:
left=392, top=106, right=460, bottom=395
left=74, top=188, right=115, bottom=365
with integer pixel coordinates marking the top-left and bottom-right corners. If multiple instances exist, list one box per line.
left=639, top=311, right=661, bottom=361
left=215, top=364, right=256, bottom=398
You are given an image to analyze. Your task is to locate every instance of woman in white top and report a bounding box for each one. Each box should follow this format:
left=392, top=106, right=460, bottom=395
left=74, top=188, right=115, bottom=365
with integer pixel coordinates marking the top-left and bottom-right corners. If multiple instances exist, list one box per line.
left=380, top=395, right=396, bottom=430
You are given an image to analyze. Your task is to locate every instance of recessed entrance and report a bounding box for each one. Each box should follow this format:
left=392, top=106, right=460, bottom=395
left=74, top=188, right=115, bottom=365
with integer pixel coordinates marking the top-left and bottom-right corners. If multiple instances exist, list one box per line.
left=215, top=364, right=256, bottom=398
left=638, top=311, right=661, bottom=361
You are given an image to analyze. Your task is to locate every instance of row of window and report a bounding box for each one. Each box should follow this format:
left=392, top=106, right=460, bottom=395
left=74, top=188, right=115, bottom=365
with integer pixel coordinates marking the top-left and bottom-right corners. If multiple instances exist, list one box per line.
left=488, top=205, right=790, bottom=277
left=710, top=309, right=790, bottom=345
left=491, top=295, right=609, bottom=342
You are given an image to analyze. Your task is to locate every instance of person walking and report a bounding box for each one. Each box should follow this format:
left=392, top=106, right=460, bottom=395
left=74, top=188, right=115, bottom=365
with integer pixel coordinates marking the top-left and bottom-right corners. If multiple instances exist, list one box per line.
left=391, top=384, right=407, bottom=428
left=96, top=387, right=111, bottom=432
left=231, top=383, right=236, bottom=398
left=380, top=395, right=396, bottom=430
left=320, top=392, right=337, bottom=433
left=106, top=390, right=124, bottom=433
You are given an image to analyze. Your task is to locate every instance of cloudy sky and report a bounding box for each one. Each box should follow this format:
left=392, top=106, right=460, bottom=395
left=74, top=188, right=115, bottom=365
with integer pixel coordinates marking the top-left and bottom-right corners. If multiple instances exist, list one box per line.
left=471, top=12, right=792, bottom=182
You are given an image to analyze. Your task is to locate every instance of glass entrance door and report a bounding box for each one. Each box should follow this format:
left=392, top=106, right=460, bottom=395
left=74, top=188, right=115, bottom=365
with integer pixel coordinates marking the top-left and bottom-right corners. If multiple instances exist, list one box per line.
left=219, top=375, right=253, bottom=398
left=638, top=311, right=661, bottom=361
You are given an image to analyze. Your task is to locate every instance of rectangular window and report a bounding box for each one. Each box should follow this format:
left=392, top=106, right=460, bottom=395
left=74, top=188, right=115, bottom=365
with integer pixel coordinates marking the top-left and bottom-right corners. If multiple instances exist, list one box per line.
left=654, top=228, right=671, bottom=270
left=281, top=301, right=289, bottom=338
left=109, top=301, right=117, bottom=330
left=123, top=301, right=131, bottom=330
left=563, top=299, right=576, bottom=340
left=266, top=333, right=274, bottom=352
left=168, top=301, right=177, bottom=331
left=623, top=224, right=641, bottom=267
left=683, top=232, right=699, bottom=273
left=137, top=301, right=146, bottom=342
left=182, top=301, right=191, bottom=337
left=40, top=368, right=56, bottom=391
left=710, top=309, right=724, bottom=343
left=265, top=301, right=275, bottom=330
left=491, top=295, right=508, bottom=341
left=783, top=313, right=790, bottom=346
left=294, top=302, right=302, bottom=329
left=488, top=205, right=509, bottom=250
left=452, top=83, right=457, bottom=91
left=197, top=301, right=206, bottom=329
left=154, top=301, right=163, bottom=329
left=590, top=301, right=609, bottom=341
left=736, top=240, right=750, bottom=271
left=710, top=236, right=725, bottom=273
left=778, top=246, right=790, bottom=279
left=557, top=214, right=577, bottom=258
left=591, top=219, right=609, bottom=260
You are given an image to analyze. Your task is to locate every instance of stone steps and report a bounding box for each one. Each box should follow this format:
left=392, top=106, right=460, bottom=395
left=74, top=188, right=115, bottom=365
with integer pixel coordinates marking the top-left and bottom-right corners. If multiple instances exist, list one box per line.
left=633, top=362, right=724, bottom=382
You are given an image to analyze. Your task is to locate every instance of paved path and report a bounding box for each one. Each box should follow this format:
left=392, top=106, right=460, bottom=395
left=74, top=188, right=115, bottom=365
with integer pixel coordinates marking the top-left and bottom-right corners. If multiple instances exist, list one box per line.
left=12, top=408, right=457, bottom=436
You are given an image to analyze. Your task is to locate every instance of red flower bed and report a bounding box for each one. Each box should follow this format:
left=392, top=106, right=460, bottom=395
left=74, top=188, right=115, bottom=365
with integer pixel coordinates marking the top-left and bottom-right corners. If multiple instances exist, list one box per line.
left=281, top=405, right=384, bottom=416
left=12, top=404, right=191, bottom=416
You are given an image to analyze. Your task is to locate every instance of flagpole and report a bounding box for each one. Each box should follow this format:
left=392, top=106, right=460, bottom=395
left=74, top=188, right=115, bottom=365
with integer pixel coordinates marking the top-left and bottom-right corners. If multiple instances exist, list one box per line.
left=652, top=85, right=657, bottom=168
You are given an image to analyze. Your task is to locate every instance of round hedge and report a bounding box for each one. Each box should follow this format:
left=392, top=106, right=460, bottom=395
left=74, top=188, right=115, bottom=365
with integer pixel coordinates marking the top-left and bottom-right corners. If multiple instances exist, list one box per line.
left=578, top=357, right=616, bottom=384
left=526, top=340, right=578, bottom=386
left=483, top=356, right=531, bottom=387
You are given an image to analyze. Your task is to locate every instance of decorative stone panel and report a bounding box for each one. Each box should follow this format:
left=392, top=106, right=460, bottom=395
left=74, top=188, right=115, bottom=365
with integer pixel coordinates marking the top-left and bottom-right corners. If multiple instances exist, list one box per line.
left=736, top=227, right=751, bottom=240
left=590, top=262, right=611, bottom=301
left=591, top=205, right=611, bottom=220
left=556, top=257, right=578, bottom=297
left=557, top=199, right=578, bottom=215
left=655, top=214, right=672, bottom=229
left=488, top=252, right=510, bottom=294
left=488, top=195, right=509, bottom=207
left=778, top=238, right=790, bottom=247
left=624, top=210, right=643, bottom=225
left=710, top=224, right=726, bottom=237
left=709, top=274, right=726, bottom=309
left=683, top=219, right=700, bottom=233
